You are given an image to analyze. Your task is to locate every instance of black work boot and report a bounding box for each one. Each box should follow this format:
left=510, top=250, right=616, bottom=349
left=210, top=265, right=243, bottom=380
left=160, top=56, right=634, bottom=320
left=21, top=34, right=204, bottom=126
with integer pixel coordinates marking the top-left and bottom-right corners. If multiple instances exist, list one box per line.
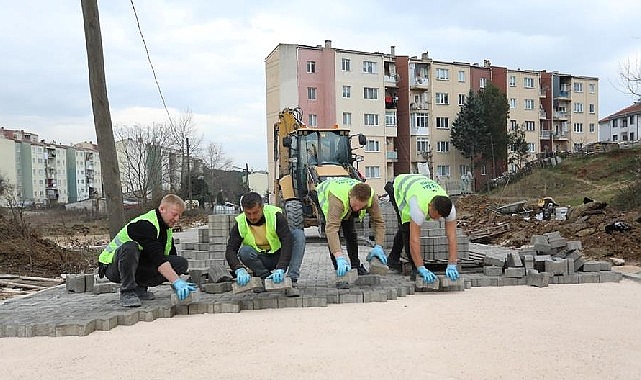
left=356, top=263, right=368, bottom=276
left=120, top=290, right=142, bottom=307
left=134, top=286, right=155, bottom=300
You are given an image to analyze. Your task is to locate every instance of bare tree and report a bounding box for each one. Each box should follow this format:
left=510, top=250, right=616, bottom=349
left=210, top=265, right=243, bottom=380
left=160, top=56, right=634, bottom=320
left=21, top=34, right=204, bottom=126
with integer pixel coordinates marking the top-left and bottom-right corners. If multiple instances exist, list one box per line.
left=115, top=123, right=172, bottom=207
left=618, top=55, right=641, bottom=99
left=164, top=109, right=204, bottom=193
left=202, top=142, right=233, bottom=204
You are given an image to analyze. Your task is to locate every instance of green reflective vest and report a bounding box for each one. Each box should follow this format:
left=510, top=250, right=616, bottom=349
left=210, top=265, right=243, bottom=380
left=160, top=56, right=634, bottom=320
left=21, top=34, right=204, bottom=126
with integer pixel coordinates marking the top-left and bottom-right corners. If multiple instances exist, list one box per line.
left=394, top=174, right=448, bottom=224
left=317, top=178, right=373, bottom=221
left=98, top=209, right=173, bottom=264
left=236, top=204, right=282, bottom=253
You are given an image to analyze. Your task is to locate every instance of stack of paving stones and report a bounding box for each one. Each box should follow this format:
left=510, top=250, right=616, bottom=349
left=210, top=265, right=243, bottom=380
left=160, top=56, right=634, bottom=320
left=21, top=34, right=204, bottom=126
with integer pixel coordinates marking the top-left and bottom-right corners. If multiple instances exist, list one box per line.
left=379, top=201, right=397, bottom=251
left=179, top=214, right=236, bottom=271
left=465, top=231, right=623, bottom=288
left=419, top=220, right=470, bottom=262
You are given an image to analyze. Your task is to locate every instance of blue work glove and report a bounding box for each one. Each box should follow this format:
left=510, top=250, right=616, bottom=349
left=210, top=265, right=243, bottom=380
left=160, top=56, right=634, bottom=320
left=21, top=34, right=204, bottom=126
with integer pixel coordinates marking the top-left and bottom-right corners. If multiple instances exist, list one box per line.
left=267, top=269, right=285, bottom=284
left=366, top=245, right=388, bottom=265
left=235, top=268, right=251, bottom=286
left=417, top=266, right=437, bottom=284
left=446, top=264, right=460, bottom=281
left=335, top=256, right=351, bottom=277
left=172, top=278, right=197, bottom=301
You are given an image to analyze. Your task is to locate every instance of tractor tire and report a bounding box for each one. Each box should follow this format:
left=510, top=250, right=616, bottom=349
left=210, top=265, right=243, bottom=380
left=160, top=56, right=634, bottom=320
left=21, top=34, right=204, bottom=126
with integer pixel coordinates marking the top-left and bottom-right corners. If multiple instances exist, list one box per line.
left=284, top=199, right=304, bottom=230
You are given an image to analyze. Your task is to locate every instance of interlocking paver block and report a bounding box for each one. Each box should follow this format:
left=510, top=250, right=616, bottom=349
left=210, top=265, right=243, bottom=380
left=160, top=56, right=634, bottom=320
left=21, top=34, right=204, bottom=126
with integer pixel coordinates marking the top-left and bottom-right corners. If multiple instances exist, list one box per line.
left=232, top=277, right=263, bottom=293
left=202, top=282, right=232, bottom=294
left=368, top=257, right=389, bottom=275
left=265, top=277, right=292, bottom=291
left=483, top=266, right=503, bottom=276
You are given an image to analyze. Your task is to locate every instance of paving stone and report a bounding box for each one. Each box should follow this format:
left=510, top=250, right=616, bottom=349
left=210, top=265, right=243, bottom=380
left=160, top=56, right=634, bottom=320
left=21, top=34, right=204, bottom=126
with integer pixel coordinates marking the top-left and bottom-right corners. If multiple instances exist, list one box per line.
left=507, top=252, right=523, bottom=267
left=202, top=282, right=232, bottom=294
left=278, top=296, right=303, bottom=308
left=599, top=271, right=623, bottom=283
left=527, top=272, right=549, bottom=287
left=504, top=267, right=526, bottom=278
left=265, top=277, right=292, bottom=291
left=117, top=311, right=140, bottom=326
left=213, top=301, right=241, bottom=313
left=339, top=293, right=363, bottom=303
left=355, top=275, right=381, bottom=286
left=578, top=272, right=600, bottom=283
left=483, top=266, right=503, bottom=276
left=232, top=277, right=263, bottom=294
left=65, top=274, right=87, bottom=293
left=302, top=296, right=327, bottom=308
left=582, top=261, right=602, bottom=272
left=93, top=282, right=119, bottom=295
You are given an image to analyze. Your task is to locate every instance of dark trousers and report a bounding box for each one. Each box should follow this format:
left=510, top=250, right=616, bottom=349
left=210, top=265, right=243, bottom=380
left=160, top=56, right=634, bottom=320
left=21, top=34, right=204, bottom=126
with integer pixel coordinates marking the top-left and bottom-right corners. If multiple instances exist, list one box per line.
left=238, top=245, right=281, bottom=279
left=329, top=214, right=361, bottom=269
left=104, top=241, right=189, bottom=292
left=385, top=181, right=415, bottom=271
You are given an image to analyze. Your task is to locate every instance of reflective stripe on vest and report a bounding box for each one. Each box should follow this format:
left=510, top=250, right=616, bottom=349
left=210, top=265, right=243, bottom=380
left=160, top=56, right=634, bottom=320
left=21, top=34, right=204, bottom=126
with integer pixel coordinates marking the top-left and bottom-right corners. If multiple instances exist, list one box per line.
left=98, top=209, right=173, bottom=264
left=394, top=174, right=447, bottom=224
left=317, top=178, right=373, bottom=221
left=235, top=204, right=282, bottom=253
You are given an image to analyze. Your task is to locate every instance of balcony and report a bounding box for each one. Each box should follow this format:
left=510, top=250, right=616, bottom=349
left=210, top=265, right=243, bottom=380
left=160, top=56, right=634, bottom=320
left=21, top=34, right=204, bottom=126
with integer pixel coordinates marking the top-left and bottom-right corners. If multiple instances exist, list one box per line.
left=410, top=126, right=429, bottom=136
left=539, top=89, right=547, bottom=97
left=386, top=151, right=398, bottom=162
left=384, top=74, right=399, bottom=86
left=557, top=91, right=570, bottom=100
left=410, top=76, right=429, bottom=88
left=554, top=112, right=568, bottom=120
left=410, top=102, right=429, bottom=111
left=540, top=130, right=569, bottom=140
left=539, top=110, right=547, bottom=119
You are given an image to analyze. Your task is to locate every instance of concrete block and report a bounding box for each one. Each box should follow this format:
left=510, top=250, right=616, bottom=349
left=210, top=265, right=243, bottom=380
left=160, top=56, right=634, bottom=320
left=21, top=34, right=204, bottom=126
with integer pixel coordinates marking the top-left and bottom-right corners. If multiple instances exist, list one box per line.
left=545, top=259, right=568, bottom=276
left=84, top=274, right=95, bottom=293
left=599, top=271, right=623, bottom=283
left=483, top=266, right=503, bottom=276
left=566, top=240, right=583, bottom=252
left=65, top=274, right=87, bottom=293
left=363, top=289, right=388, bottom=302
left=415, top=276, right=440, bottom=292
left=504, top=267, right=526, bottom=278
left=171, top=292, right=197, bottom=306
left=213, top=301, right=241, bottom=313
left=355, top=275, right=381, bottom=286
left=302, top=296, right=328, bottom=308
left=599, top=261, right=613, bottom=271
left=386, top=288, right=398, bottom=300
left=483, top=255, right=506, bottom=268
left=93, top=282, right=119, bottom=294
left=578, top=272, right=600, bottom=283
left=339, top=293, right=363, bottom=303
left=202, top=282, right=232, bottom=294
left=208, top=263, right=233, bottom=283
left=117, top=310, right=140, bottom=326
left=278, top=296, right=303, bottom=308
left=253, top=296, right=279, bottom=310
left=265, top=277, right=293, bottom=291
left=582, top=261, right=602, bottom=272
left=534, top=256, right=552, bottom=272
left=232, top=277, right=263, bottom=293
left=556, top=274, right=580, bottom=284
left=527, top=272, right=549, bottom=287
left=573, top=255, right=586, bottom=271
left=335, top=269, right=358, bottom=285
left=368, top=257, right=389, bottom=275
left=507, top=252, right=523, bottom=267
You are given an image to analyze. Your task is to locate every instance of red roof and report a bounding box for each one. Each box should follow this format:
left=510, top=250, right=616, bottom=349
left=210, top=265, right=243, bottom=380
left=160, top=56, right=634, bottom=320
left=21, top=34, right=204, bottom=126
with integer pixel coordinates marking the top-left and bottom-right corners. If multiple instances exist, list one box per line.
left=599, top=102, right=641, bottom=123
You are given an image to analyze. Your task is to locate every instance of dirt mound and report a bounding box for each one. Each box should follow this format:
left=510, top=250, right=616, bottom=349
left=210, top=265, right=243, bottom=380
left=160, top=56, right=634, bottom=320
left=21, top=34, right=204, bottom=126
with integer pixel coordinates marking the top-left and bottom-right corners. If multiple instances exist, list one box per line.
left=0, top=213, right=96, bottom=278
left=456, top=194, right=641, bottom=264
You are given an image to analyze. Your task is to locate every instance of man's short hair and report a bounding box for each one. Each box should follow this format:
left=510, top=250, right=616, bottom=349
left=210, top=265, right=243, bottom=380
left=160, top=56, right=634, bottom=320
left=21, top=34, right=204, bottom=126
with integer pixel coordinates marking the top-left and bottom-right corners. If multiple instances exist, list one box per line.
left=241, top=191, right=263, bottom=209
left=161, top=193, right=185, bottom=210
left=432, top=195, right=452, bottom=218
left=350, top=183, right=371, bottom=202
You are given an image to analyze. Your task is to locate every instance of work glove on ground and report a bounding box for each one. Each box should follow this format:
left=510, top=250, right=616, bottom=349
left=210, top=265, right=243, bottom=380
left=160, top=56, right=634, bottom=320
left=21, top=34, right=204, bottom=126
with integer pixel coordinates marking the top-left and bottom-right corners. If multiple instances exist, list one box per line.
left=335, top=256, right=351, bottom=277
left=172, top=278, right=197, bottom=301
left=417, top=265, right=437, bottom=284
left=235, top=268, right=251, bottom=286
left=366, top=245, right=388, bottom=265
left=267, top=269, right=285, bottom=284
left=446, top=264, right=460, bottom=281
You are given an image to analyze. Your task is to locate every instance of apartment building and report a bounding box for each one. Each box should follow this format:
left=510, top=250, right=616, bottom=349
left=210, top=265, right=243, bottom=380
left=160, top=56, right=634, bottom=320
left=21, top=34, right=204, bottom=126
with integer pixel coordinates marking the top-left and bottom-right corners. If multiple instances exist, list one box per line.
left=598, top=101, right=641, bottom=143
left=265, top=41, right=599, bottom=195
left=0, top=128, right=102, bottom=206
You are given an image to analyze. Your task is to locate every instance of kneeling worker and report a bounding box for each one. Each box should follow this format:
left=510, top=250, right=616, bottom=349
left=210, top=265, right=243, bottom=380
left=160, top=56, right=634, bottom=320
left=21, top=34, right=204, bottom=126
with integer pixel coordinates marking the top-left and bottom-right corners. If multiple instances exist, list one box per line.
left=98, top=194, right=197, bottom=307
left=225, top=192, right=305, bottom=291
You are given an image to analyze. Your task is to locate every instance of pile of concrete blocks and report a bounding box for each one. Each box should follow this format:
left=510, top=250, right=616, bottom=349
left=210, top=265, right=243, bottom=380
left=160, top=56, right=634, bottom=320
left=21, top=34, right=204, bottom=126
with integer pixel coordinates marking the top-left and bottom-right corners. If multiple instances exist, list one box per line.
left=379, top=201, right=398, bottom=250
left=179, top=214, right=235, bottom=271
left=467, top=231, right=623, bottom=288
left=419, top=220, right=470, bottom=261
left=415, top=275, right=466, bottom=293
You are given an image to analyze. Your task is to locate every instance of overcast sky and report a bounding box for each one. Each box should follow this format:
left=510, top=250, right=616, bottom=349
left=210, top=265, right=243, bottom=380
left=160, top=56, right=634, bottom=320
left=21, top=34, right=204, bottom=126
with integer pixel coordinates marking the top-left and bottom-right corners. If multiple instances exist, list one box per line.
left=1, top=0, right=639, bottom=171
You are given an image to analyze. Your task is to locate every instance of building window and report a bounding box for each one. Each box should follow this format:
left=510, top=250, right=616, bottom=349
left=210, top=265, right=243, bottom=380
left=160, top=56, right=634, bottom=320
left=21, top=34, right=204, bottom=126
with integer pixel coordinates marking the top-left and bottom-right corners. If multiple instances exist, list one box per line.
left=414, top=138, right=428, bottom=154
left=365, top=166, right=381, bottom=178
left=524, top=99, right=534, bottom=110
left=306, top=61, right=316, bottom=73
left=589, top=83, right=595, bottom=93
left=385, top=111, right=397, bottom=127
left=459, top=165, right=470, bottom=176
left=412, top=112, right=429, bottom=128
left=341, top=58, right=351, bottom=72
left=436, top=165, right=450, bottom=177
left=342, top=112, right=352, bottom=126
left=524, top=77, right=534, bottom=88
left=574, top=103, right=584, bottom=113
left=435, top=92, right=449, bottom=105
left=436, top=68, right=449, bottom=80
left=527, top=143, right=535, bottom=153
left=437, top=141, right=449, bottom=152
left=524, top=121, right=535, bottom=131
left=612, top=135, right=618, bottom=141
left=589, top=123, right=595, bottom=133
left=363, top=61, right=377, bottom=74
left=458, top=70, right=465, bottom=82
left=364, top=113, right=379, bottom=126
left=510, top=120, right=518, bottom=131
left=510, top=98, right=517, bottom=109
left=308, top=114, right=317, bottom=127
left=458, top=94, right=466, bottom=106
left=573, top=123, right=583, bottom=133
left=479, top=77, right=487, bottom=88
left=509, top=75, right=516, bottom=87
left=589, top=103, right=595, bottom=114
left=574, top=82, right=583, bottom=92
left=307, top=87, right=317, bottom=100
left=365, top=140, right=380, bottom=152
left=363, top=87, right=378, bottom=99
left=436, top=117, right=449, bottom=129
left=342, top=85, right=351, bottom=98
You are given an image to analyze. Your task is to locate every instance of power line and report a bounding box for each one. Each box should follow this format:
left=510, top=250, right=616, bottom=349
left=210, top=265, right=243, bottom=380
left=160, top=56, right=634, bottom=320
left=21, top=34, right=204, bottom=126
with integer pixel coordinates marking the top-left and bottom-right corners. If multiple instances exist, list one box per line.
left=129, top=0, right=174, bottom=126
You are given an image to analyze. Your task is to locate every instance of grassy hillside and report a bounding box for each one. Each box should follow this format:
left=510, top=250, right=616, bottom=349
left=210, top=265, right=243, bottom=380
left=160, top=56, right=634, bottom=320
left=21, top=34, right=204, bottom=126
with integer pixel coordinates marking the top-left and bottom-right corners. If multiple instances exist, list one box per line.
left=493, top=145, right=641, bottom=209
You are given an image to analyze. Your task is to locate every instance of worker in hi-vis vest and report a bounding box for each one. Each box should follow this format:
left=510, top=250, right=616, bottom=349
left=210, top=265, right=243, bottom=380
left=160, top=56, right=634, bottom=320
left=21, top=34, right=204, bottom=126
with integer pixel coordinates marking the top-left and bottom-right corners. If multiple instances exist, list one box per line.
left=98, top=194, right=196, bottom=307
left=225, top=191, right=305, bottom=294
left=384, top=174, right=460, bottom=283
left=316, top=178, right=386, bottom=283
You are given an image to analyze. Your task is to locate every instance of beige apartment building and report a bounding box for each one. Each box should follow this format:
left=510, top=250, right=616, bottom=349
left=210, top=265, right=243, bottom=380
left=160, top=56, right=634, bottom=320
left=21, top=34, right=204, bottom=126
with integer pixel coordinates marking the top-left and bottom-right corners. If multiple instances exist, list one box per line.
left=265, top=41, right=599, bottom=196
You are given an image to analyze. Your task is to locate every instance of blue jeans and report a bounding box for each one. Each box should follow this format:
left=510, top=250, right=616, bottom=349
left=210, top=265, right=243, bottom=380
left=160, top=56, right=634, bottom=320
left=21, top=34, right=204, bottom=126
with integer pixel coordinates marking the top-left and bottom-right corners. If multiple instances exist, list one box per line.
left=237, top=229, right=306, bottom=281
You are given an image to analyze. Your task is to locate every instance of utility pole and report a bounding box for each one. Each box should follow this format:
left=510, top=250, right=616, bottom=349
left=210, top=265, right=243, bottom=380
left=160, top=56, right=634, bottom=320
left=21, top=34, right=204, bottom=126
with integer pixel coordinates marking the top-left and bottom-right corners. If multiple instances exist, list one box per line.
left=186, top=137, right=191, bottom=207
left=81, top=0, right=125, bottom=238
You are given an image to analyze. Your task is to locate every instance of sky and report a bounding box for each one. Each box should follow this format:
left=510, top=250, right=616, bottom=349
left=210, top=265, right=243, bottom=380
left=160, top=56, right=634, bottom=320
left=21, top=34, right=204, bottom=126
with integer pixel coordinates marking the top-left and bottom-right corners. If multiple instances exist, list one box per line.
left=1, top=0, right=640, bottom=171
